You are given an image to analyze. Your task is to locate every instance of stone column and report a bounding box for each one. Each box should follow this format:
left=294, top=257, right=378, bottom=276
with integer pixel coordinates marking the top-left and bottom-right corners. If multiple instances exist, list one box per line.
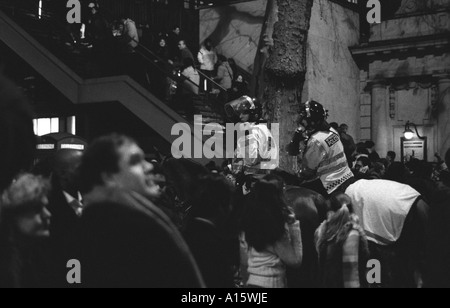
left=371, top=82, right=389, bottom=157
left=437, top=76, right=450, bottom=157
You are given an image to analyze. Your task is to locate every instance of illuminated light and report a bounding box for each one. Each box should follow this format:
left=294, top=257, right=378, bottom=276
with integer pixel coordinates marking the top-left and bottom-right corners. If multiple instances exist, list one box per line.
left=403, top=121, right=425, bottom=140
left=61, top=144, right=85, bottom=150
left=39, top=0, right=42, bottom=19
left=37, top=144, right=55, bottom=150
left=404, top=131, right=415, bottom=140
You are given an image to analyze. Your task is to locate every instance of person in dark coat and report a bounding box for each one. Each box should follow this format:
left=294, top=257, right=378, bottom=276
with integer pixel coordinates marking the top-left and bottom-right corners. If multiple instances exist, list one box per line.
left=78, top=134, right=205, bottom=288
left=0, top=75, right=54, bottom=288
left=183, top=175, right=238, bottom=288
left=45, top=149, right=84, bottom=287
left=365, top=141, right=380, bottom=163
left=0, top=174, right=53, bottom=288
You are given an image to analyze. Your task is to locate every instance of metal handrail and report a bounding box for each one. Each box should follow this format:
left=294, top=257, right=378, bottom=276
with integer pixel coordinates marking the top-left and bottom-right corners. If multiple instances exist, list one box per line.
left=0, top=3, right=227, bottom=97
left=133, top=38, right=227, bottom=93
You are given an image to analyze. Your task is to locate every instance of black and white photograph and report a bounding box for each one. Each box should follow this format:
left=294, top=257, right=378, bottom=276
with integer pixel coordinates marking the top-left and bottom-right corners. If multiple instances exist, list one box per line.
left=0, top=0, right=449, bottom=291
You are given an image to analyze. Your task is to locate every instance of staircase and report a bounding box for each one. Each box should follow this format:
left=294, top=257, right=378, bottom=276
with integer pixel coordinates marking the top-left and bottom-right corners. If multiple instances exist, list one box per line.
left=0, top=9, right=225, bottom=165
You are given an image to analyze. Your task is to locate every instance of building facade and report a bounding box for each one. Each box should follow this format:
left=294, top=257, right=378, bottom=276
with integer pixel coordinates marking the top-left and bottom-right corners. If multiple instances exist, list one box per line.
left=351, top=0, right=450, bottom=161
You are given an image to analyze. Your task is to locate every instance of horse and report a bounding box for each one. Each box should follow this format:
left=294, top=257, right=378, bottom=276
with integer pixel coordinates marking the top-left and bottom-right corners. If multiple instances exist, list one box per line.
left=344, top=179, right=430, bottom=288
left=274, top=170, right=432, bottom=288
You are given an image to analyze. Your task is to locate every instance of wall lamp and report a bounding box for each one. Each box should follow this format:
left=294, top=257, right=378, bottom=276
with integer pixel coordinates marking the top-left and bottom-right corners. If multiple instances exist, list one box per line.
left=404, top=121, right=425, bottom=140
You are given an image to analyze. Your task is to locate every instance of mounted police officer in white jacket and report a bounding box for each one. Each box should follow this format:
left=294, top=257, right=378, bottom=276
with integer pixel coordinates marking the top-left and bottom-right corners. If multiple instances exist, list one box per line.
left=225, top=96, right=279, bottom=179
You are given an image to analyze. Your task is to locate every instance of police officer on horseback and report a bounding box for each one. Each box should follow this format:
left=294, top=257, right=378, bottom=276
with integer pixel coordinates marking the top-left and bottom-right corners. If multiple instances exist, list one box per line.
left=224, top=96, right=279, bottom=183
left=287, top=100, right=354, bottom=197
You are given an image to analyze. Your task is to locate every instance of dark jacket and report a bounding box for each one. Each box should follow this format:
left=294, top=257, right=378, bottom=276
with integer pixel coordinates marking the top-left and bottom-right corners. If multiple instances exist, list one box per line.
left=47, top=188, right=81, bottom=287
left=78, top=187, right=205, bottom=288
left=0, top=236, right=54, bottom=288
left=183, top=218, right=237, bottom=288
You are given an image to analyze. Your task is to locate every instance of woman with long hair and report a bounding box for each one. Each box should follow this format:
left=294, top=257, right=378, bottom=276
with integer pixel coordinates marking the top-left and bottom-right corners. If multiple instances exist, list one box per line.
left=239, top=180, right=303, bottom=288
left=315, top=193, right=369, bottom=288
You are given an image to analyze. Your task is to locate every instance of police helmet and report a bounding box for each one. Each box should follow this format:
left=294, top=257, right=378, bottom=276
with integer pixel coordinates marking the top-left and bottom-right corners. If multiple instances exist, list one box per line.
left=224, top=96, right=259, bottom=120
left=300, top=100, right=328, bottom=122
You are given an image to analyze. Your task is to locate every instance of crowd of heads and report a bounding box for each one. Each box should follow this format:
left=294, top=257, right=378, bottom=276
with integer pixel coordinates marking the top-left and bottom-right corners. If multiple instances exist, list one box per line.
left=2, top=71, right=450, bottom=288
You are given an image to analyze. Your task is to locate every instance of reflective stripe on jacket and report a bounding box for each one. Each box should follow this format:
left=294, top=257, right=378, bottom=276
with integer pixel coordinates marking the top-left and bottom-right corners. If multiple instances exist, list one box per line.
left=232, top=123, right=279, bottom=175
left=303, top=128, right=354, bottom=194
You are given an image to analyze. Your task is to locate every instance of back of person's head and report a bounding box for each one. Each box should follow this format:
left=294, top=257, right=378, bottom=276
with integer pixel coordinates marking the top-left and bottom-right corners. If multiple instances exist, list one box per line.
left=385, top=162, right=409, bottom=183
left=190, top=175, right=234, bottom=224
left=317, top=193, right=354, bottom=248
left=340, top=124, right=349, bottom=132
left=365, top=141, right=375, bottom=149
left=241, top=180, right=288, bottom=252
left=0, top=75, right=35, bottom=192
left=262, top=174, right=285, bottom=195
left=329, top=122, right=339, bottom=131
left=79, top=134, right=135, bottom=193
left=369, top=162, right=386, bottom=179
left=1, top=173, right=50, bottom=239
left=1, top=174, right=50, bottom=214
left=387, top=151, right=396, bottom=161
left=356, top=146, right=369, bottom=156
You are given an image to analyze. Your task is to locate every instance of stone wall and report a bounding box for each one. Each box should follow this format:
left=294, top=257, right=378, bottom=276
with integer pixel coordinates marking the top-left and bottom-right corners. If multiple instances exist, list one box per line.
left=302, top=0, right=361, bottom=140
left=356, top=0, right=450, bottom=159
left=199, top=0, right=267, bottom=74
left=370, top=12, right=450, bottom=42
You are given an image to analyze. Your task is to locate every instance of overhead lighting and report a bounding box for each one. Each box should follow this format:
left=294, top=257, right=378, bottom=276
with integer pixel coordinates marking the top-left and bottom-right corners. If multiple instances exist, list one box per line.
left=38, top=0, right=42, bottom=19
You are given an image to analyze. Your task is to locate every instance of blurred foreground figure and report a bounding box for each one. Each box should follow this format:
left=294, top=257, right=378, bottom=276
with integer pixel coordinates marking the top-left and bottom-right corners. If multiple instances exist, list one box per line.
left=78, top=134, right=204, bottom=288
left=0, top=75, right=35, bottom=191
left=183, top=175, right=238, bottom=288
left=0, top=75, right=55, bottom=288
left=46, top=149, right=84, bottom=287
left=0, top=174, right=52, bottom=288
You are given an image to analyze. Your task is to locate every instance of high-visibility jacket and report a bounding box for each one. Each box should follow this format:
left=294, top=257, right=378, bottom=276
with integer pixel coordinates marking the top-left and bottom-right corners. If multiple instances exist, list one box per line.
left=302, top=128, right=354, bottom=194
left=232, top=122, right=279, bottom=175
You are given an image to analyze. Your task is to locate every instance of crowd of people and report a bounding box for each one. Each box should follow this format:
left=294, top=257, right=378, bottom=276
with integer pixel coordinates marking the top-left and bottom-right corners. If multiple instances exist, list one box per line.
left=2, top=70, right=450, bottom=288
left=63, top=2, right=249, bottom=119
